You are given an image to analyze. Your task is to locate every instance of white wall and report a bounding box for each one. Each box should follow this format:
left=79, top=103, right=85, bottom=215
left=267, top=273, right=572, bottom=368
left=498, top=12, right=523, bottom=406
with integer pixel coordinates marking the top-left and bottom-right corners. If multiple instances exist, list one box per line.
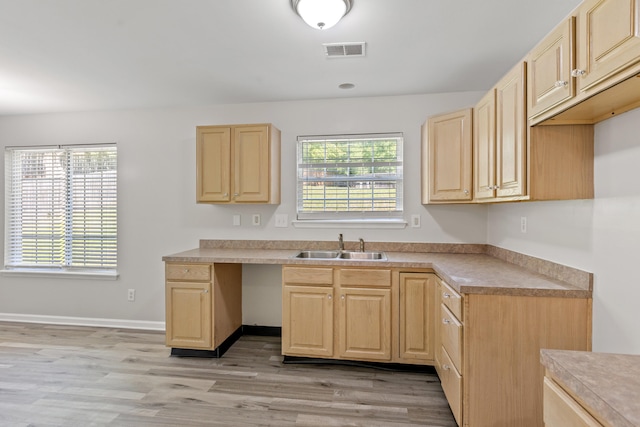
left=0, top=92, right=487, bottom=328
left=488, top=107, right=640, bottom=354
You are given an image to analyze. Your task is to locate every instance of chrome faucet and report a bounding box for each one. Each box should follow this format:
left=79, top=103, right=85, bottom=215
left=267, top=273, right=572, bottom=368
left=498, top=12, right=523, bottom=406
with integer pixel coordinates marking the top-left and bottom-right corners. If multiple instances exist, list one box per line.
left=338, top=233, right=344, bottom=252
left=359, top=238, right=365, bottom=252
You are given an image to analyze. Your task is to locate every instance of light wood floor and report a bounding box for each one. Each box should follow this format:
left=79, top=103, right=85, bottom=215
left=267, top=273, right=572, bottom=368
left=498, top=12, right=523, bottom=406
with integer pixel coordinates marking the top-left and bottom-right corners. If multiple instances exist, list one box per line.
left=0, top=322, right=456, bottom=426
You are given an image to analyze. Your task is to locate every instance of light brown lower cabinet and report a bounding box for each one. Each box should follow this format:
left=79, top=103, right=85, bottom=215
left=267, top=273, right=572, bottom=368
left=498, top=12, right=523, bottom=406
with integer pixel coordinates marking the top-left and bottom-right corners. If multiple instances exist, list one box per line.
left=282, top=266, right=438, bottom=365
left=282, top=266, right=592, bottom=426
left=543, top=376, right=603, bottom=427
left=435, top=284, right=592, bottom=427
left=165, top=262, right=242, bottom=355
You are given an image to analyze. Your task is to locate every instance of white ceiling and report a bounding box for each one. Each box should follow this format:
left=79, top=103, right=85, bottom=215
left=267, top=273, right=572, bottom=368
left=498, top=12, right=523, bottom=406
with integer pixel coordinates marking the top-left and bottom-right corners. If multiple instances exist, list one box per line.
left=0, top=0, right=583, bottom=116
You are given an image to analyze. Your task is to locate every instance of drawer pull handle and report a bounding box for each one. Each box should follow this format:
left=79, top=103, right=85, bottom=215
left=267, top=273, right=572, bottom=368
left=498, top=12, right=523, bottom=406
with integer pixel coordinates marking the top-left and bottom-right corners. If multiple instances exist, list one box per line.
left=443, top=364, right=450, bottom=370
left=443, top=318, right=451, bottom=324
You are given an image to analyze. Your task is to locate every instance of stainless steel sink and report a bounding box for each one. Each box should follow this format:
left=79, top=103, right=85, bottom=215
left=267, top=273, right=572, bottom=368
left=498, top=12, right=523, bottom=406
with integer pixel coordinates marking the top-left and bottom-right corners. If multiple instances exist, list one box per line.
left=339, top=251, right=387, bottom=260
left=294, top=250, right=340, bottom=259
left=292, top=250, right=387, bottom=260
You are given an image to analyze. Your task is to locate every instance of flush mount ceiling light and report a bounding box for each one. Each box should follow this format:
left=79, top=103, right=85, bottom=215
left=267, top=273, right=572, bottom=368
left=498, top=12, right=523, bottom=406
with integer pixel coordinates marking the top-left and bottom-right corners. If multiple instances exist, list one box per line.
left=292, top=0, right=352, bottom=30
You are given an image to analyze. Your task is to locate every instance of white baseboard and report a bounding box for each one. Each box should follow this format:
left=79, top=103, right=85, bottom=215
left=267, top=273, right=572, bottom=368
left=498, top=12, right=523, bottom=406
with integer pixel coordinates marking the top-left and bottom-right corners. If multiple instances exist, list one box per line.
left=0, top=313, right=165, bottom=331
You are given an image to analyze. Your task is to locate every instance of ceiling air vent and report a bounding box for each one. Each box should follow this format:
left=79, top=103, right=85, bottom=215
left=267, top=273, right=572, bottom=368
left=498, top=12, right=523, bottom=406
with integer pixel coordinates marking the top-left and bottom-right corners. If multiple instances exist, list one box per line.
left=322, top=42, right=366, bottom=58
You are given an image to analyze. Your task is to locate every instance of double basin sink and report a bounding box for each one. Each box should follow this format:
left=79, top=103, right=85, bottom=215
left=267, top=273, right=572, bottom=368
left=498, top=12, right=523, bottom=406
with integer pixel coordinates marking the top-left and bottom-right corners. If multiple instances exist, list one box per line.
left=294, top=250, right=387, bottom=261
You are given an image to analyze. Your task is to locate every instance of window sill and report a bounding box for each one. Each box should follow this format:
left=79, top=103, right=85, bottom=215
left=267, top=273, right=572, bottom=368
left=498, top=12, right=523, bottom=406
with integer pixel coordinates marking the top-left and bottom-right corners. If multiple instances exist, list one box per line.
left=292, top=219, right=408, bottom=229
left=1, top=269, right=119, bottom=280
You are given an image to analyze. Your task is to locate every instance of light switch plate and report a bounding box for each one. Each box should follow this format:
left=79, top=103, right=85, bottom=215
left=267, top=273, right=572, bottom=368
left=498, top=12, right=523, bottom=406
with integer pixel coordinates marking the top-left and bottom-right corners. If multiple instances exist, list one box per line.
left=233, top=214, right=241, bottom=226
left=252, top=214, right=261, bottom=226
left=411, top=214, right=421, bottom=228
left=275, top=214, right=289, bottom=228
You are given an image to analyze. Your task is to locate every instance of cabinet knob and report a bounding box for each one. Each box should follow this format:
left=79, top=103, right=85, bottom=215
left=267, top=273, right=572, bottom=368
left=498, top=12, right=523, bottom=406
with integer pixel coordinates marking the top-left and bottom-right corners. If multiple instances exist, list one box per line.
left=443, top=318, right=451, bottom=325
left=554, top=80, right=569, bottom=88
left=234, top=193, right=239, bottom=197
left=341, top=295, right=345, bottom=300
left=443, top=293, right=451, bottom=299
left=571, top=69, right=586, bottom=77
left=203, top=289, right=209, bottom=294
left=223, top=193, right=228, bottom=197
left=183, top=269, right=189, bottom=273
left=328, top=294, right=332, bottom=300
left=464, top=189, right=469, bottom=195
left=443, top=364, right=450, bottom=371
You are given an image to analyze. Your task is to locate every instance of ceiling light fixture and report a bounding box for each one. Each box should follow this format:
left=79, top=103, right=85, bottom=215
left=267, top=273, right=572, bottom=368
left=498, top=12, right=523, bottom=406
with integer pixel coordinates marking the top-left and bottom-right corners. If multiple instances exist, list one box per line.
left=292, top=0, right=352, bottom=30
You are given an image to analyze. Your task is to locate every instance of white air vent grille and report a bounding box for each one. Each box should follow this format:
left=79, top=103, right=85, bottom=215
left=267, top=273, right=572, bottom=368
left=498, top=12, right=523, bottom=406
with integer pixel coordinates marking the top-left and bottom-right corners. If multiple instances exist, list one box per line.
left=323, top=42, right=366, bottom=58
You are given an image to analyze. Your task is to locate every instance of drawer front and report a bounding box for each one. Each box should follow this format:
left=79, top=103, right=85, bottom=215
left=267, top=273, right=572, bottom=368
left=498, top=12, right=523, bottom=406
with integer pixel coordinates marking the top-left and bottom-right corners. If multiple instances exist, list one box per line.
left=283, top=266, right=334, bottom=285
left=166, top=263, right=211, bottom=281
left=339, top=268, right=391, bottom=287
left=441, top=304, right=463, bottom=372
left=543, top=377, right=603, bottom=427
left=440, top=346, right=463, bottom=426
left=440, top=279, right=462, bottom=321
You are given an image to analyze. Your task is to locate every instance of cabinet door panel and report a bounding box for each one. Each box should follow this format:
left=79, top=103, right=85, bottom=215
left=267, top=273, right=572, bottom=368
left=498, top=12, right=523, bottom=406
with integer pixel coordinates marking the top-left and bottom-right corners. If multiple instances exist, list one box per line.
left=528, top=18, right=576, bottom=118
left=473, top=90, right=496, bottom=200
left=282, top=286, right=334, bottom=357
left=496, top=62, right=527, bottom=198
left=196, top=127, right=231, bottom=202
left=399, top=273, right=436, bottom=361
left=423, top=109, right=473, bottom=202
left=338, top=288, right=391, bottom=361
left=233, top=126, right=270, bottom=202
left=165, top=282, right=212, bottom=349
left=577, top=0, right=640, bottom=91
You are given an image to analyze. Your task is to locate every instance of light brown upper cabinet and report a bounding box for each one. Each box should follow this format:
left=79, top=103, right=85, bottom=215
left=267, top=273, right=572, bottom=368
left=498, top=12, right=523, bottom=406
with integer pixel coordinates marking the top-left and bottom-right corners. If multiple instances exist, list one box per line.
left=421, top=109, right=473, bottom=204
left=473, top=63, right=528, bottom=202
left=530, top=0, right=640, bottom=125
left=575, top=0, right=640, bottom=92
left=528, top=18, right=576, bottom=120
left=196, top=124, right=281, bottom=204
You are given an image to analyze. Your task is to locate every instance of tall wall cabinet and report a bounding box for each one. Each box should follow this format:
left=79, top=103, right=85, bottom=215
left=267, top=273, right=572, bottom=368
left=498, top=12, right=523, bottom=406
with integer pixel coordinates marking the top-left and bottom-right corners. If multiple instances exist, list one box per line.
left=196, top=123, right=281, bottom=204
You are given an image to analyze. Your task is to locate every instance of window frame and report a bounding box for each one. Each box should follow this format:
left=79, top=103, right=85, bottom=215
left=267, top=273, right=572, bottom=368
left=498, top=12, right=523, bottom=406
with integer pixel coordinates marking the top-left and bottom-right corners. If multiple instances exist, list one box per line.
left=3, top=143, right=118, bottom=278
left=296, top=133, right=404, bottom=222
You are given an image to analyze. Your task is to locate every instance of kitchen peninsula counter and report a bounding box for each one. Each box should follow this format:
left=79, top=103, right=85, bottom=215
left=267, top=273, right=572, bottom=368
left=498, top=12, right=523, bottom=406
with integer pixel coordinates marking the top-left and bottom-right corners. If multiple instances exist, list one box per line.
left=162, top=240, right=592, bottom=298
left=541, top=350, right=640, bottom=427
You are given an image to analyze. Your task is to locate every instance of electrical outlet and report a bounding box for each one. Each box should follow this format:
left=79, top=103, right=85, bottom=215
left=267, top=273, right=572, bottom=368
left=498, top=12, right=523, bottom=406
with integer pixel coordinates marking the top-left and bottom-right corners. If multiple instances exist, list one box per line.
left=252, top=214, right=261, bottom=226
left=127, top=289, right=135, bottom=302
left=520, top=217, right=527, bottom=233
left=232, top=214, right=241, bottom=226
left=411, top=214, right=421, bottom=228
left=275, top=214, right=288, bottom=228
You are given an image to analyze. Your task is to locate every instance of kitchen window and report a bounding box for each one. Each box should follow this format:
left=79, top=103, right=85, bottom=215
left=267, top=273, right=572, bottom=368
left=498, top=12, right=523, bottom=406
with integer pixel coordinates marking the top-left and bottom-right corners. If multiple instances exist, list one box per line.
left=4, top=144, right=117, bottom=277
left=296, top=133, right=403, bottom=222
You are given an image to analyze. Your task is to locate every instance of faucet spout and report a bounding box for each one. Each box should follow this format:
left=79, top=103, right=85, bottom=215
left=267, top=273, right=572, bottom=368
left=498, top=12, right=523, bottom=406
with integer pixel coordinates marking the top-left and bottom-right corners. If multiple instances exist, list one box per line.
left=338, top=234, right=344, bottom=252
left=359, top=238, right=365, bottom=252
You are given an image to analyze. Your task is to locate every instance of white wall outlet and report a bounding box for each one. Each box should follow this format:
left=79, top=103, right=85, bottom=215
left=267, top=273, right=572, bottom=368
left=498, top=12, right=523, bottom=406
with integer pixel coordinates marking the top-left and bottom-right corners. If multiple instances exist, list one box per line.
left=411, top=214, right=421, bottom=228
left=275, top=214, right=288, bottom=228
left=127, top=289, right=135, bottom=302
left=520, top=216, right=527, bottom=233
left=252, top=214, right=261, bottom=226
left=232, top=214, right=241, bottom=226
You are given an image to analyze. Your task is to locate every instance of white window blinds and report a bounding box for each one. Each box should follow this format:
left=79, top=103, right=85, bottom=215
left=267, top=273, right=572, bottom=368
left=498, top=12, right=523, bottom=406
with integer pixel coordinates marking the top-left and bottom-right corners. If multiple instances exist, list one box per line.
left=5, top=144, right=117, bottom=271
left=297, top=133, right=403, bottom=220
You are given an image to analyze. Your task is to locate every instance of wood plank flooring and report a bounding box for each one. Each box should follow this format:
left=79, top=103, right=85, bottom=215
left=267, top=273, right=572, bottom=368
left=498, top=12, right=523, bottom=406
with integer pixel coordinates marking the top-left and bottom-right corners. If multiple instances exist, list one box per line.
left=0, top=322, right=456, bottom=426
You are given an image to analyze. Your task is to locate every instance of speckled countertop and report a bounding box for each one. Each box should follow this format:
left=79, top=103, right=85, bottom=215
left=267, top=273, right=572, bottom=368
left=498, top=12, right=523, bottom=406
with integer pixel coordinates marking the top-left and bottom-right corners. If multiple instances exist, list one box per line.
left=162, top=240, right=592, bottom=298
left=541, top=350, right=640, bottom=427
